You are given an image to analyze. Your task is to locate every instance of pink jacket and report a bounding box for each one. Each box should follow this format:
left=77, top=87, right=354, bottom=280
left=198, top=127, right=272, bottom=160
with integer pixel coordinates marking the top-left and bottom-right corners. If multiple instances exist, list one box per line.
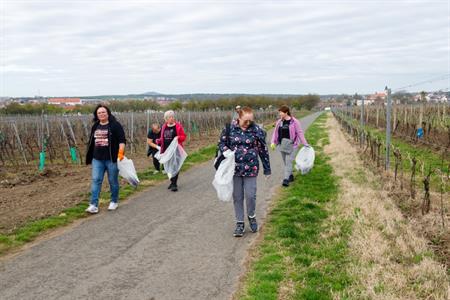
left=156, top=122, right=186, bottom=153
left=271, top=117, right=308, bottom=149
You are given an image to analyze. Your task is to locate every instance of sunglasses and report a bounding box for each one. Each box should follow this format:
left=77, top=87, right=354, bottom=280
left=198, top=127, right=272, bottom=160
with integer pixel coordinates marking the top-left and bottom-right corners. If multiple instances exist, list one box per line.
left=241, top=119, right=254, bottom=125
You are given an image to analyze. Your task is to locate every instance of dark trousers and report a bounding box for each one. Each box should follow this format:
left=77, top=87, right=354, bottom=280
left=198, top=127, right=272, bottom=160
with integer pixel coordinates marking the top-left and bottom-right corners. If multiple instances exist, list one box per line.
left=170, top=173, right=179, bottom=186
left=152, top=155, right=160, bottom=171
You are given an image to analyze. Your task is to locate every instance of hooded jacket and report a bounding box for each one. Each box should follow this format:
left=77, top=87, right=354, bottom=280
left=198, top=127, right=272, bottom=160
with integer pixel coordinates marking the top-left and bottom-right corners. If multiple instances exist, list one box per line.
left=271, top=116, right=308, bottom=149
left=85, top=120, right=126, bottom=165
left=156, top=122, right=186, bottom=153
left=218, top=122, right=271, bottom=177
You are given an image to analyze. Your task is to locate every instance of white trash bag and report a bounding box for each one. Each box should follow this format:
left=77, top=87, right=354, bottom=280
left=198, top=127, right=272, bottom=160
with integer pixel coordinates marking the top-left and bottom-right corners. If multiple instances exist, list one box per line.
left=153, top=150, right=161, bottom=161
left=212, top=150, right=235, bottom=202
left=295, top=146, right=315, bottom=175
left=117, top=157, right=140, bottom=187
left=158, top=137, right=188, bottom=179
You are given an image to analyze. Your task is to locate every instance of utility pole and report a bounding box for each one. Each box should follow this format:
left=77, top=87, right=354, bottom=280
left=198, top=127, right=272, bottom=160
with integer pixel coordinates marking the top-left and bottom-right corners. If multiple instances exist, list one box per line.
left=385, top=86, right=392, bottom=171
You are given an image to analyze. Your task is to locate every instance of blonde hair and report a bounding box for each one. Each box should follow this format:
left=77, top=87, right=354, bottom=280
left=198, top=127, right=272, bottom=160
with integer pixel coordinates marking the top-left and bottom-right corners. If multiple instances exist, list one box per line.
left=238, top=106, right=253, bottom=118
left=164, top=110, right=175, bottom=121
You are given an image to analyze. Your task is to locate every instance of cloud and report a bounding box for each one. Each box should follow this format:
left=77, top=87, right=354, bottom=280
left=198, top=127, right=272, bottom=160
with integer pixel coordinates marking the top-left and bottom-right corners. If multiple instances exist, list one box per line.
left=1, top=0, right=449, bottom=96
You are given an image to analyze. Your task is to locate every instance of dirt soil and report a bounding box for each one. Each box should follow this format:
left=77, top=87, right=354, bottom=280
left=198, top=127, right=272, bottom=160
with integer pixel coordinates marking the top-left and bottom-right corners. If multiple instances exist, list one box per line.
left=0, top=135, right=216, bottom=234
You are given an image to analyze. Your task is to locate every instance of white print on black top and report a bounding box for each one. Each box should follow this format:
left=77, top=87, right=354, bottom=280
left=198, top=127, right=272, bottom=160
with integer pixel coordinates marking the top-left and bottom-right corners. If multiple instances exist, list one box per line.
left=94, top=129, right=109, bottom=147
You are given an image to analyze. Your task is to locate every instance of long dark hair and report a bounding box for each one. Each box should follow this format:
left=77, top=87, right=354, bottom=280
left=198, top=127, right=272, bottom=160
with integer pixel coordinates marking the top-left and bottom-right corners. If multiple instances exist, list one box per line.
left=92, top=104, right=117, bottom=123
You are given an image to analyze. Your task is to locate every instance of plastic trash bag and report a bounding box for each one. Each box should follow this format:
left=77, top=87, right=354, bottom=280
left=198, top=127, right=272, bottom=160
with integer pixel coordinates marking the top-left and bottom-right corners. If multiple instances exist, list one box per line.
left=117, top=157, right=140, bottom=187
left=158, top=137, right=188, bottom=179
left=154, top=150, right=161, bottom=161
left=295, top=146, right=315, bottom=175
left=212, top=150, right=235, bottom=202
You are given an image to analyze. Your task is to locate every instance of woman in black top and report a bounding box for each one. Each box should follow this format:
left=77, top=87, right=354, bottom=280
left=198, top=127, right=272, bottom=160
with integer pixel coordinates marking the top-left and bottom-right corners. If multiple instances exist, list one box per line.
left=85, top=104, right=126, bottom=213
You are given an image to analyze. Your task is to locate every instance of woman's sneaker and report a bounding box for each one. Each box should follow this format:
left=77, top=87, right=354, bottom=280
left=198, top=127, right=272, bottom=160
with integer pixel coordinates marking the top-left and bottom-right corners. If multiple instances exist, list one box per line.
left=233, top=222, right=245, bottom=237
left=108, top=202, right=118, bottom=211
left=289, top=174, right=294, bottom=182
left=85, top=204, right=98, bottom=214
left=248, top=217, right=258, bottom=233
left=282, top=179, right=289, bottom=187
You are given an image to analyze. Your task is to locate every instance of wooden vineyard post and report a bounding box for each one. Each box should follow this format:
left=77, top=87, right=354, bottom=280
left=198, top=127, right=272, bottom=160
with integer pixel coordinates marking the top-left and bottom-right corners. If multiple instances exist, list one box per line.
left=60, top=121, right=70, bottom=163
left=131, top=112, right=134, bottom=154
left=376, top=106, right=380, bottom=128
left=146, top=110, right=150, bottom=154
left=12, top=122, right=28, bottom=164
left=385, top=87, right=392, bottom=171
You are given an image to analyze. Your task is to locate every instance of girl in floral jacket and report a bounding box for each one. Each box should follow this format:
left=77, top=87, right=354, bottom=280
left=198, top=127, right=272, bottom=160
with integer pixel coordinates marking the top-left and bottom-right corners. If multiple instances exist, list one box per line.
left=218, top=106, right=271, bottom=237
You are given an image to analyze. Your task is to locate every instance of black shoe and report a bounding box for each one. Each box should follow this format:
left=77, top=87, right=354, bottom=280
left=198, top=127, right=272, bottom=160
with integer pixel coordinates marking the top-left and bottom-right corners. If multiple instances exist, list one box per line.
left=248, top=217, right=258, bottom=233
left=289, top=174, right=294, bottom=182
left=282, top=179, right=289, bottom=187
left=171, top=184, right=178, bottom=192
left=168, top=183, right=173, bottom=189
left=233, top=222, right=245, bottom=237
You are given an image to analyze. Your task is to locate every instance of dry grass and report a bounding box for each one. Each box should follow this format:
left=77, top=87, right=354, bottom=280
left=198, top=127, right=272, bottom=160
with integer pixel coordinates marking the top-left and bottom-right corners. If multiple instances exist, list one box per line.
left=325, top=117, right=449, bottom=300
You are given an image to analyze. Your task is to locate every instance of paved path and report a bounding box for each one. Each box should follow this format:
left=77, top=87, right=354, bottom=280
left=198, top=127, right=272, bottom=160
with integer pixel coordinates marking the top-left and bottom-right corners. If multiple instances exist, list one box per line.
left=0, top=112, right=322, bottom=300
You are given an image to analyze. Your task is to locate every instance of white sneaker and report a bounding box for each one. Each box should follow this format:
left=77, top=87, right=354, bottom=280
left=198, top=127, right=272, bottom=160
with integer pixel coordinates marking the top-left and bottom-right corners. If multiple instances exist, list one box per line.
left=162, top=170, right=167, bottom=175
left=153, top=170, right=160, bottom=175
left=108, top=202, right=119, bottom=211
left=85, top=204, right=98, bottom=214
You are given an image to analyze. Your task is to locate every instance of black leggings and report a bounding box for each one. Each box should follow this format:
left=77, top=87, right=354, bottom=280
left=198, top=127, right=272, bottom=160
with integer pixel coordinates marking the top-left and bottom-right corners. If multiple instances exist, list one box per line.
left=152, top=155, right=160, bottom=171
left=170, top=173, right=179, bottom=185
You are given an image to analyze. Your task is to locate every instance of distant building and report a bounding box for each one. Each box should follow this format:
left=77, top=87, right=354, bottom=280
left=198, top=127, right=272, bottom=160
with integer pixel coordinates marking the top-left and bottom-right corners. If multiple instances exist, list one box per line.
left=366, top=92, right=386, bottom=104
left=48, top=98, right=82, bottom=106
left=356, top=99, right=374, bottom=106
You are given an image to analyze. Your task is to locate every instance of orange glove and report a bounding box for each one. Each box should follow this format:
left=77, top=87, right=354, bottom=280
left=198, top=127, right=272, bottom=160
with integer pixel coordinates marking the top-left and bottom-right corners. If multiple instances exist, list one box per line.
left=118, top=148, right=125, bottom=161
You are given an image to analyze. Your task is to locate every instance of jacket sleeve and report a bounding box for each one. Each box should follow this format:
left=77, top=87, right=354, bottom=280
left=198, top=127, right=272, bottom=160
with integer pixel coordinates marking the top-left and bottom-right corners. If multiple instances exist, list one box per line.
left=176, top=123, right=186, bottom=144
left=116, top=122, right=126, bottom=144
left=218, top=126, right=229, bottom=153
left=294, top=119, right=308, bottom=147
left=271, top=120, right=280, bottom=145
left=257, top=128, right=271, bottom=175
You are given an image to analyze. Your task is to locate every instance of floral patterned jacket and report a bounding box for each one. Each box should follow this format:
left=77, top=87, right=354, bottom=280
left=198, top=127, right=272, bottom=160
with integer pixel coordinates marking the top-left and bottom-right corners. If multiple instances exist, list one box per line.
left=218, top=123, right=271, bottom=177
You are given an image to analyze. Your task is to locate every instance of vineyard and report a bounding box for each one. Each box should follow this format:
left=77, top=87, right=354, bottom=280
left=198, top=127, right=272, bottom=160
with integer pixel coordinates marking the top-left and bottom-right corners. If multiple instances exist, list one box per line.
left=332, top=104, right=449, bottom=263
left=0, top=110, right=278, bottom=167
left=342, top=103, right=449, bottom=150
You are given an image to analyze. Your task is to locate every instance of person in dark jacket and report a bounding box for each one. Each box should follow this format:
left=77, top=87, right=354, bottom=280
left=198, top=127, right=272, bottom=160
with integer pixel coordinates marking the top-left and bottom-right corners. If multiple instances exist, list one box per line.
left=147, top=123, right=162, bottom=174
left=85, top=104, right=126, bottom=213
left=218, top=106, right=271, bottom=237
left=156, top=110, right=186, bottom=192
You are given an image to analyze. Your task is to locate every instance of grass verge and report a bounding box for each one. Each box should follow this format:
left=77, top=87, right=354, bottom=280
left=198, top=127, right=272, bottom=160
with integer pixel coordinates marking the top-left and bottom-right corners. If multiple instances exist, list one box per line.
left=236, top=113, right=354, bottom=299
left=0, top=144, right=217, bottom=256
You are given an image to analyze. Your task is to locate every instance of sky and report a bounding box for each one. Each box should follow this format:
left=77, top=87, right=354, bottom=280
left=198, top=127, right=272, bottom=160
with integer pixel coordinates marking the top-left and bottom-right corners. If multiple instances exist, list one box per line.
left=1, top=0, right=449, bottom=97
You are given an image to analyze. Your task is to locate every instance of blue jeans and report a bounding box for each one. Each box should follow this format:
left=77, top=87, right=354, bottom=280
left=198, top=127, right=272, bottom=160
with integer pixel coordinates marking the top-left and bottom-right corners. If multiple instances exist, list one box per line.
left=90, top=158, right=119, bottom=207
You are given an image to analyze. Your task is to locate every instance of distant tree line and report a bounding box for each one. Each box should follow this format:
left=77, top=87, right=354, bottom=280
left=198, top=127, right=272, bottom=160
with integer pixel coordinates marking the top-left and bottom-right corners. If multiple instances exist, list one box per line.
left=0, top=94, right=319, bottom=115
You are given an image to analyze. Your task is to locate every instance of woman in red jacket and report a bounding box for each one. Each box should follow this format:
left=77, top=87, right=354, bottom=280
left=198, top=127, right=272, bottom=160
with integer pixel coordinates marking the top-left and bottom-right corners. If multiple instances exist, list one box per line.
left=157, top=110, right=186, bottom=192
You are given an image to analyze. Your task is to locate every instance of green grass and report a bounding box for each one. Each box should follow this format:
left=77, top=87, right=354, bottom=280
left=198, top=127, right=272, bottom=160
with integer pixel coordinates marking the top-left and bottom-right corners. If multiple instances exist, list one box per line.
left=0, top=144, right=218, bottom=256
left=237, top=114, right=354, bottom=300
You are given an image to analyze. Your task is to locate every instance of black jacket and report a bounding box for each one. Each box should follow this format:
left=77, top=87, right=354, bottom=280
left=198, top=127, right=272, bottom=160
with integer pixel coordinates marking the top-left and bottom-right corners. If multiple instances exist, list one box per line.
left=86, top=120, right=126, bottom=165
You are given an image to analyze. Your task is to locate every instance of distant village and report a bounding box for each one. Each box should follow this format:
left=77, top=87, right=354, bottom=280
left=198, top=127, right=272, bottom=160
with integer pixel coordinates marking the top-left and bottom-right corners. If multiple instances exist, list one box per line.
left=0, top=96, right=177, bottom=110
left=0, top=90, right=449, bottom=110
left=319, top=90, right=449, bottom=109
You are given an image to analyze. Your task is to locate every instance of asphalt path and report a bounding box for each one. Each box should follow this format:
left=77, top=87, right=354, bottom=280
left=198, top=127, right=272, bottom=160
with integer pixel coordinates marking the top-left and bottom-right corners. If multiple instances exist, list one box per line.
left=0, top=112, right=322, bottom=300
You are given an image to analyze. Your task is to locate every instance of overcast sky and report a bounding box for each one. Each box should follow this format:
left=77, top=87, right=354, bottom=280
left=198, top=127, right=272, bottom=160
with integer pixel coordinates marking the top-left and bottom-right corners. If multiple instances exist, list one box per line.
left=1, top=0, right=449, bottom=97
